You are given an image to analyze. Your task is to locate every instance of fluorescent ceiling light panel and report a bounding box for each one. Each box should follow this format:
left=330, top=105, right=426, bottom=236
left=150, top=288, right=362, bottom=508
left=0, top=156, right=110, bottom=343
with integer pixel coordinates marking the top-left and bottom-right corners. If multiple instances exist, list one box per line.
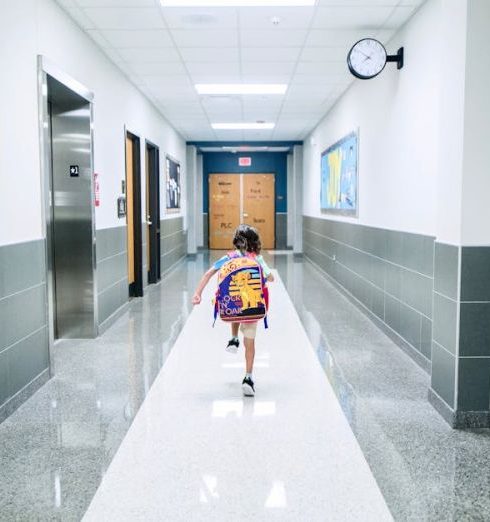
left=162, top=1, right=315, bottom=6
left=212, top=123, right=275, bottom=130
left=196, top=84, right=287, bottom=95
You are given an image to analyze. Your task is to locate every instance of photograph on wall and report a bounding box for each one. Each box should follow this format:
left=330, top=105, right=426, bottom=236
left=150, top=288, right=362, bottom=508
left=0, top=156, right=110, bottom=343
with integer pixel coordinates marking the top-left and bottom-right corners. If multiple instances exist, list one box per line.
left=320, top=131, right=358, bottom=216
left=166, top=156, right=181, bottom=212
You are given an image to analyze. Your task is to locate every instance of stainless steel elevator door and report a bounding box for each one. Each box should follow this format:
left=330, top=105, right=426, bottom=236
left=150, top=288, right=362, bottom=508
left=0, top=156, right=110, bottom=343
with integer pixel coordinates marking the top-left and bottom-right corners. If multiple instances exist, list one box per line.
left=48, top=77, right=96, bottom=338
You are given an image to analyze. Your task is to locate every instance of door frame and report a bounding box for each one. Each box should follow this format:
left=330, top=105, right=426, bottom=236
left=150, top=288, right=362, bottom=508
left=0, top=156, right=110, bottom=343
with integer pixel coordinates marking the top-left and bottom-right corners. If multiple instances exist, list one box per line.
left=145, top=140, right=161, bottom=284
left=38, top=56, right=97, bottom=375
left=125, top=129, right=143, bottom=298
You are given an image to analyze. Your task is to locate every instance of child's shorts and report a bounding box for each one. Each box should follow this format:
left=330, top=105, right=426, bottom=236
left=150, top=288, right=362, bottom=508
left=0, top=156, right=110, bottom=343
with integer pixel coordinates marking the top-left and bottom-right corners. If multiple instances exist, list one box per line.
left=240, top=321, right=258, bottom=339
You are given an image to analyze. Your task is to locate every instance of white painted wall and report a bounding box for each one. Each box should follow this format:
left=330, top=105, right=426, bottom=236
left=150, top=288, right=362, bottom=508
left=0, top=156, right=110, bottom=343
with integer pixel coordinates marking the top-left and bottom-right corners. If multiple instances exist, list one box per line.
left=460, top=0, right=490, bottom=245
left=303, top=0, right=443, bottom=237
left=0, top=0, right=186, bottom=247
left=435, top=0, right=467, bottom=245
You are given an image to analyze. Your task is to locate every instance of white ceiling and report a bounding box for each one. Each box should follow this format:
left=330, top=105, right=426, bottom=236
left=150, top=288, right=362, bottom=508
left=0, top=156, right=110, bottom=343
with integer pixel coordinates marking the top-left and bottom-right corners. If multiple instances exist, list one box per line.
left=56, top=0, right=426, bottom=142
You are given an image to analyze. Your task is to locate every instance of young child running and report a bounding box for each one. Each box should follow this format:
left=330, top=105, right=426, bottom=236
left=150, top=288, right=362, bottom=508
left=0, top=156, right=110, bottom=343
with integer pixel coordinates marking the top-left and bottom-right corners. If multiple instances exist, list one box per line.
left=192, top=224, right=274, bottom=396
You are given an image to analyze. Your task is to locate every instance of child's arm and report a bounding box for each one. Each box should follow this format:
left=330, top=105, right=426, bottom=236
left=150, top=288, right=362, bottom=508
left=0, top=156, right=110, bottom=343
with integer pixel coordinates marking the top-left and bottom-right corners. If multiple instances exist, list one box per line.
left=257, top=255, right=274, bottom=282
left=192, top=267, right=218, bottom=305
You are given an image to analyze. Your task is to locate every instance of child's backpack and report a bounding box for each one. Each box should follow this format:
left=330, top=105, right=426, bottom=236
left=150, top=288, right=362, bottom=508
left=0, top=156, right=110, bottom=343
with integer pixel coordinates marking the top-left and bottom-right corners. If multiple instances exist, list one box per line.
left=214, top=252, right=268, bottom=327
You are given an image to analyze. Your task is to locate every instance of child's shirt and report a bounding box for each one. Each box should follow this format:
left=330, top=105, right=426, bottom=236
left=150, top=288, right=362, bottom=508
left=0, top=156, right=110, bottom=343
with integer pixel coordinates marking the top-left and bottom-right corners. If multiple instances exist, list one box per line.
left=213, top=250, right=272, bottom=277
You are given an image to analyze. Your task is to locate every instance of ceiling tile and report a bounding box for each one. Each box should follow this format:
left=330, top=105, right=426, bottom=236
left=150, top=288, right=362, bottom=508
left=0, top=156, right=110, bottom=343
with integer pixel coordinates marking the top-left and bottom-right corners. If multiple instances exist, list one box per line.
left=179, top=47, right=239, bottom=62
left=171, top=29, right=238, bottom=47
left=306, top=29, right=376, bottom=47
left=312, top=6, right=395, bottom=29
left=126, top=61, right=187, bottom=75
left=240, top=29, right=308, bottom=48
left=98, top=29, right=174, bottom=48
left=81, top=7, right=166, bottom=30
left=161, top=7, right=238, bottom=29
left=294, top=60, right=346, bottom=75
left=241, top=96, right=283, bottom=108
left=238, top=6, right=315, bottom=29
left=241, top=62, right=296, bottom=76
left=118, top=47, right=181, bottom=63
left=300, top=46, right=349, bottom=62
left=186, top=61, right=241, bottom=77
left=241, top=47, right=301, bottom=63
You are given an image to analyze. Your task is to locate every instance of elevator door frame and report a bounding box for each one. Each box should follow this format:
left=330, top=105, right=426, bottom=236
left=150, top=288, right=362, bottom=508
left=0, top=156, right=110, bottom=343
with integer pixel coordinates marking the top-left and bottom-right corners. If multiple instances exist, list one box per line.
left=38, top=56, right=98, bottom=376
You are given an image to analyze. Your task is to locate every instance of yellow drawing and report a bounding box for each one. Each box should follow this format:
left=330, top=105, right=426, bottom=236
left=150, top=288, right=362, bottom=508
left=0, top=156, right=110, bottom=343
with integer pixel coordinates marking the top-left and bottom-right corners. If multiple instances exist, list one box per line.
left=327, top=148, right=342, bottom=207
left=231, top=272, right=261, bottom=310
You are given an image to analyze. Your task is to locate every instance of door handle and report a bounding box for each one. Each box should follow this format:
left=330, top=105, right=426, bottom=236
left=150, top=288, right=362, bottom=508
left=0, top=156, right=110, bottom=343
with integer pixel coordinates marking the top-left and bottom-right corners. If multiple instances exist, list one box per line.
left=243, top=213, right=249, bottom=218
left=148, top=221, right=153, bottom=226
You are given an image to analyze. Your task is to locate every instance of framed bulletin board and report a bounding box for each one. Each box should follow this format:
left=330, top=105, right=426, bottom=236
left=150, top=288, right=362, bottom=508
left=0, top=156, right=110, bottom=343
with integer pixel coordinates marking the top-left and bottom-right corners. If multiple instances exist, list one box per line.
left=320, top=131, right=358, bottom=216
left=166, top=156, right=181, bottom=212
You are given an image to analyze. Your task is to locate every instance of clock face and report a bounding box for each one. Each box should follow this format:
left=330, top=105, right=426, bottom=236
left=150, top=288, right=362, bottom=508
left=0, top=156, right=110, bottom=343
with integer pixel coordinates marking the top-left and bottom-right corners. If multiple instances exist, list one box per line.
left=347, top=38, right=387, bottom=80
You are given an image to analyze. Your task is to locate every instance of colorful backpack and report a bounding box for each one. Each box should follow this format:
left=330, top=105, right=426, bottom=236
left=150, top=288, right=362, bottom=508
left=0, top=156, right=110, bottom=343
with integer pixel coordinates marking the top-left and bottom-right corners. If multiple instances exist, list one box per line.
left=214, top=252, right=268, bottom=327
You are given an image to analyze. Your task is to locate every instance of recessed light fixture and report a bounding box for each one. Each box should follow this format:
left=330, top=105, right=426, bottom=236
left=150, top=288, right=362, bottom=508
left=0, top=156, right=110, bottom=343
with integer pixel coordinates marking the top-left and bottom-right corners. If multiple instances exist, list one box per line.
left=212, top=123, right=275, bottom=130
left=196, top=84, right=287, bottom=95
left=162, top=1, right=315, bottom=6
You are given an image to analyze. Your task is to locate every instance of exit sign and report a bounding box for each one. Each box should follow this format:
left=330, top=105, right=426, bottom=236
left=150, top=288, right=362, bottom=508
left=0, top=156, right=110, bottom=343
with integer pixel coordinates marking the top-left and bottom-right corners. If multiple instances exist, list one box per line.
left=239, top=157, right=252, bottom=167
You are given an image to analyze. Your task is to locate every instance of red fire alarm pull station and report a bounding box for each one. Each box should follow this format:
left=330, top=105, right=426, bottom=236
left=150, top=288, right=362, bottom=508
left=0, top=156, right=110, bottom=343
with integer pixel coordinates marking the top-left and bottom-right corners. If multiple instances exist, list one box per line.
left=239, top=157, right=252, bottom=167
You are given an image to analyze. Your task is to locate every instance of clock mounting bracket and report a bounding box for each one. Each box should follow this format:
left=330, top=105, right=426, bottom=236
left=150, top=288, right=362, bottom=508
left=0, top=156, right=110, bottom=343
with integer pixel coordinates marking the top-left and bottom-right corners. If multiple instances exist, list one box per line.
left=386, top=47, right=404, bottom=70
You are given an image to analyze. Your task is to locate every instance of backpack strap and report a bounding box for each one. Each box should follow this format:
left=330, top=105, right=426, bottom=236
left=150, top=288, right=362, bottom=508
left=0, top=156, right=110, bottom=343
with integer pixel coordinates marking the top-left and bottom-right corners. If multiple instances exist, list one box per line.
left=212, top=290, right=219, bottom=327
left=264, top=315, right=269, bottom=329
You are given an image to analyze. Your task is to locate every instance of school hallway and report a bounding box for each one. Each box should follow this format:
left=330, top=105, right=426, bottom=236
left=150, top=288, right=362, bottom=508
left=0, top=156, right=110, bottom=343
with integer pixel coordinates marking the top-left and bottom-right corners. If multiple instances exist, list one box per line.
left=0, top=252, right=489, bottom=521
left=4, top=0, right=490, bottom=519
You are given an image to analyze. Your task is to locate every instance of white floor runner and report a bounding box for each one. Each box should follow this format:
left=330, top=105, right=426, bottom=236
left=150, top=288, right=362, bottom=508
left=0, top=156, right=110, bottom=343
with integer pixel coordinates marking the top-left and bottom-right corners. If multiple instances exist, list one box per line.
left=83, top=272, right=392, bottom=521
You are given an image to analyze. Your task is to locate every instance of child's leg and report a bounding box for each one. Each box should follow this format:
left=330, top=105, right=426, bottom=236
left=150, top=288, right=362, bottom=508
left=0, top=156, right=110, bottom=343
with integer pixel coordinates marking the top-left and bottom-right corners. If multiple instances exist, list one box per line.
left=240, top=322, right=258, bottom=374
left=225, top=322, right=240, bottom=353
left=244, top=337, right=255, bottom=374
left=240, top=323, right=258, bottom=396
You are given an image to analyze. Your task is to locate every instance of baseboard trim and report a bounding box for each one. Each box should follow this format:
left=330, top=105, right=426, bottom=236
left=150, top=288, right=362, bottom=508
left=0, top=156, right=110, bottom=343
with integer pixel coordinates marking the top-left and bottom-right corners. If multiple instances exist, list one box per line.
left=428, top=388, right=455, bottom=427
left=305, top=255, right=431, bottom=374
left=98, top=301, right=131, bottom=335
left=0, top=368, right=50, bottom=424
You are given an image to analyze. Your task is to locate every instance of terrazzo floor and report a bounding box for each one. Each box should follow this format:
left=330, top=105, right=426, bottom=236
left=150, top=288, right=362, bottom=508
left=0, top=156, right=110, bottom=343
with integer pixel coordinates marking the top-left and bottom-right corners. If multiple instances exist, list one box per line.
left=0, top=252, right=489, bottom=521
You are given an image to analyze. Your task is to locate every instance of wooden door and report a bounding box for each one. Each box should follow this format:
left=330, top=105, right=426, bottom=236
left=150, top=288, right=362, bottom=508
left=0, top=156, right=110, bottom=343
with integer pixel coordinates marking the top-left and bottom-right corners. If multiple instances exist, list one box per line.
left=209, top=174, right=241, bottom=249
left=242, top=174, right=275, bottom=249
left=126, top=136, right=135, bottom=286
left=145, top=146, right=150, bottom=281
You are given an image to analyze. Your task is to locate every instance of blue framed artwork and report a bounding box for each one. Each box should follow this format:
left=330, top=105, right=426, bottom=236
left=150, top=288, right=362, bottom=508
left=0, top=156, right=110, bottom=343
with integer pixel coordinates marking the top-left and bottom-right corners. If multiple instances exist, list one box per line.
left=320, top=131, right=358, bottom=216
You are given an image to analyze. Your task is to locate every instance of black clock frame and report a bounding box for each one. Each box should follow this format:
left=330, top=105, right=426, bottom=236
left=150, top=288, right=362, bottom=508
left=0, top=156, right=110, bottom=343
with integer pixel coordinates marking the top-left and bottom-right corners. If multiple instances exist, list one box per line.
left=347, top=38, right=404, bottom=80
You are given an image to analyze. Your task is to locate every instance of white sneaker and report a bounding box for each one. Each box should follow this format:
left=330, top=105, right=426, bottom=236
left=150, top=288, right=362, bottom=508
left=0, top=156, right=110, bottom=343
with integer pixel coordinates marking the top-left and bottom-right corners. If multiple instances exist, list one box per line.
left=242, top=376, right=255, bottom=396
left=225, top=338, right=239, bottom=354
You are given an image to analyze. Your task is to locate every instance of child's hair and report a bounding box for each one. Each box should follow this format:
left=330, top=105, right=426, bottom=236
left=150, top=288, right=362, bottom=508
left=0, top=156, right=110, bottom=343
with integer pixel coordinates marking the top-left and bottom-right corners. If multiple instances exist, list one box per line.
left=233, top=224, right=261, bottom=254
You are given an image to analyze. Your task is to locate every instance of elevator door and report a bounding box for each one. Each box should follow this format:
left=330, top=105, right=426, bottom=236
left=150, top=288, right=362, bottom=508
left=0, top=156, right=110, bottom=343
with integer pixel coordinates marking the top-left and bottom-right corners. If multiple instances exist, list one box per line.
left=47, top=76, right=96, bottom=338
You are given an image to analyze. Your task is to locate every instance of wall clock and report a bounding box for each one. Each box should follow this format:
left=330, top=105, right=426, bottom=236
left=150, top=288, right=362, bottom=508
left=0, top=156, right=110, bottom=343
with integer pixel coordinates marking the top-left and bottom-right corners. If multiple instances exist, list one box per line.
left=347, top=38, right=404, bottom=80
